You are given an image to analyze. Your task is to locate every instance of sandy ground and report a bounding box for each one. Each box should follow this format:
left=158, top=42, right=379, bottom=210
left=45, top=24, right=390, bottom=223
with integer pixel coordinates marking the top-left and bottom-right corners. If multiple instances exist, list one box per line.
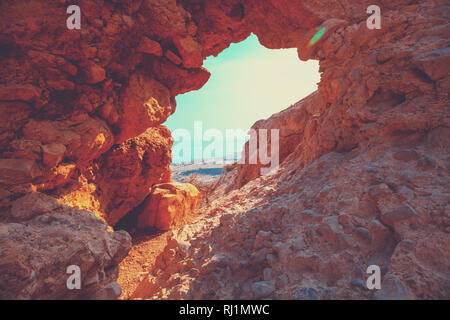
left=117, top=231, right=169, bottom=300
left=117, top=209, right=202, bottom=299
left=117, top=161, right=230, bottom=299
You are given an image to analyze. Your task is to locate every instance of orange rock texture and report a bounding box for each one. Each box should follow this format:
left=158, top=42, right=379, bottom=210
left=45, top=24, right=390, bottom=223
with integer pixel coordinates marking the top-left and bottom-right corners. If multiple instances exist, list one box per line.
left=137, top=182, right=202, bottom=231
left=0, top=0, right=448, bottom=299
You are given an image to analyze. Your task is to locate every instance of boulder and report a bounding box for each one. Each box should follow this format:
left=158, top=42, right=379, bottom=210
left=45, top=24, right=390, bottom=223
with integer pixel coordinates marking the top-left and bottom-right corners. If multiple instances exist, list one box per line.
left=42, top=143, right=66, bottom=167
left=252, top=281, right=275, bottom=299
left=0, top=158, right=42, bottom=185
left=0, top=193, right=131, bottom=299
left=381, top=205, right=418, bottom=228
left=137, top=37, right=163, bottom=56
left=83, top=62, right=106, bottom=84
left=96, top=126, right=173, bottom=225
left=9, top=192, right=61, bottom=222
left=137, top=182, right=202, bottom=231
left=0, top=85, right=41, bottom=102
left=375, top=274, right=413, bottom=300
left=116, top=72, right=173, bottom=143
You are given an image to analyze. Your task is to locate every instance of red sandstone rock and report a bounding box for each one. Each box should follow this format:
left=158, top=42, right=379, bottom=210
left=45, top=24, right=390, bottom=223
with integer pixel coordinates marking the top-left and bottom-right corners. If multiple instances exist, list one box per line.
left=82, top=62, right=106, bottom=84
left=0, top=85, right=41, bottom=102
left=3, top=139, right=42, bottom=161
left=137, top=182, right=202, bottom=231
left=174, top=36, right=203, bottom=68
left=42, top=143, right=66, bottom=168
left=137, top=37, right=163, bottom=56
left=165, top=50, right=183, bottom=65
left=22, top=114, right=114, bottom=165
left=0, top=159, right=42, bottom=185
left=0, top=102, right=32, bottom=150
left=149, top=58, right=211, bottom=95
left=95, top=126, right=173, bottom=225
left=116, top=72, right=174, bottom=143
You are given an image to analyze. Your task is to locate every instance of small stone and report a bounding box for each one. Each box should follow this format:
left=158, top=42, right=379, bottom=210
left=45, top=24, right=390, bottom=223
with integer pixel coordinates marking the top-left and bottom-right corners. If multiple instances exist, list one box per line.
left=338, top=213, right=351, bottom=225
left=349, top=68, right=362, bottom=82
left=42, top=143, right=66, bottom=167
left=398, top=185, right=415, bottom=201
left=351, top=279, right=366, bottom=289
left=273, top=242, right=291, bottom=261
left=137, top=37, right=163, bottom=56
left=375, top=274, right=412, bottom=300
left=381, top=205, right=418, bottom=227
left=165, top=50, right=182, bottom=65
left=93, top=282, right=122, bottom=300
left=83, top=62, right=106, bottom=84
left=417, top=155, right=435, bottom=167
left=266, top=254, right=276, bottom=264
left=368, top=219, right=391, bottom=246
left=254, top=230, right=272, bottom=250
left=397, top=239, right=416, bottom=251
left=252, top=281, right=275, bottom=299
left=263, top=268, right=272, bottom=281
left=300, top=209, right=315, bottom=221
left=354, top=266, right=364, bottom=276
left=368, top=183, right=392, bottom=200
left=174, top=36, right=203, bottom=68
left=277, top=274, right=289, bottom=288
left=292, top=234, right=305, bottom=250
left=251, top=248, right=268, bottom=263
left=202, top=253, right=230, bottom=272
left=354, top=226, right=371, bottom=243
left=292, top=286, right=320, bottom=300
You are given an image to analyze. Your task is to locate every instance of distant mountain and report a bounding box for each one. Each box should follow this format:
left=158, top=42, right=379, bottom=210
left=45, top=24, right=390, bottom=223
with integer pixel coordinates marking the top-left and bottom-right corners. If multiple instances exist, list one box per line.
left=171, top=152, right=241, bottom=166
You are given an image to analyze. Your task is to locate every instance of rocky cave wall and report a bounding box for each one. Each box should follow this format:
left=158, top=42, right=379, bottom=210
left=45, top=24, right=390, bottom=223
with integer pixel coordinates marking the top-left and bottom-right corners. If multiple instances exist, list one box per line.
left=0, top=0, right=449, bottom=299
left=132, top=0, right=449, bottom=300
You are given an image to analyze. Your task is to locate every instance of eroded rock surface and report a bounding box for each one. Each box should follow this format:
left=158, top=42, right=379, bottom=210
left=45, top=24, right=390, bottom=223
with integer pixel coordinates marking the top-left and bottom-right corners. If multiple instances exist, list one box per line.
left=0, top=193, right=131, bottom=299
left=135, top=143, right=449, bottom=299
left=130, top=0, right=449, bottom=300
left=0, top=0, right=448, bottom=299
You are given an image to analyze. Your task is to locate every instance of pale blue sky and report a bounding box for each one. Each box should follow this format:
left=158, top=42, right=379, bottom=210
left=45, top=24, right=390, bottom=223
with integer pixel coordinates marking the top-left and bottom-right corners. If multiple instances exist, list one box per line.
left=164, top=34, right=320, bottom=163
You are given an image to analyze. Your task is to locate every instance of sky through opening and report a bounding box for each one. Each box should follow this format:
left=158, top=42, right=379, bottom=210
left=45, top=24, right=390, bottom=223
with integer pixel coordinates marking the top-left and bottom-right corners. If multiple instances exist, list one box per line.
left=164, top=34, right=320, bottom=164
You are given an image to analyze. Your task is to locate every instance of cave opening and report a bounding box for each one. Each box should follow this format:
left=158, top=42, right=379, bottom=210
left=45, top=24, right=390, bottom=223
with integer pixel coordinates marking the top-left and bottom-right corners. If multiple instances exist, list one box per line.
left=164, top=33, right=320, bottom=166
left=114, top=33, right=320, bottom=235
left=114, top=204, right=162, bottom=236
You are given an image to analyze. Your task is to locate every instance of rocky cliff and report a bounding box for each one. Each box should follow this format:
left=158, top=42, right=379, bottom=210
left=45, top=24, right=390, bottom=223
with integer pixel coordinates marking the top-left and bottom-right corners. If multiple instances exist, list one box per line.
left=0, top=0, right=448, bottom=299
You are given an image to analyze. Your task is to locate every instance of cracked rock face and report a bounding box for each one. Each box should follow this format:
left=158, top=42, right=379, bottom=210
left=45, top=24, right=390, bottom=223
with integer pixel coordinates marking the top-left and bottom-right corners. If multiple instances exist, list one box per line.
left=0, top=0, right=449, bottom=299
left=0, top=193, right=131, bottom=299
left=138, top=143, right=449, bottom=299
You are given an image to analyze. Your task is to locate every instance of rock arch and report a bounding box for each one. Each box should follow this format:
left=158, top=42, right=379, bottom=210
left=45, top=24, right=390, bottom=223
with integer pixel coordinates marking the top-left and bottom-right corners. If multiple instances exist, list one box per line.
left=0, top=0, right=448, bottom=299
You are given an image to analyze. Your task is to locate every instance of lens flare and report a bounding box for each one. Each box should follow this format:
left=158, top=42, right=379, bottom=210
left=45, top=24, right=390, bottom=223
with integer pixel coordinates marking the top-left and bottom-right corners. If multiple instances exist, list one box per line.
left=307, top=26, right=326, bottom=48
